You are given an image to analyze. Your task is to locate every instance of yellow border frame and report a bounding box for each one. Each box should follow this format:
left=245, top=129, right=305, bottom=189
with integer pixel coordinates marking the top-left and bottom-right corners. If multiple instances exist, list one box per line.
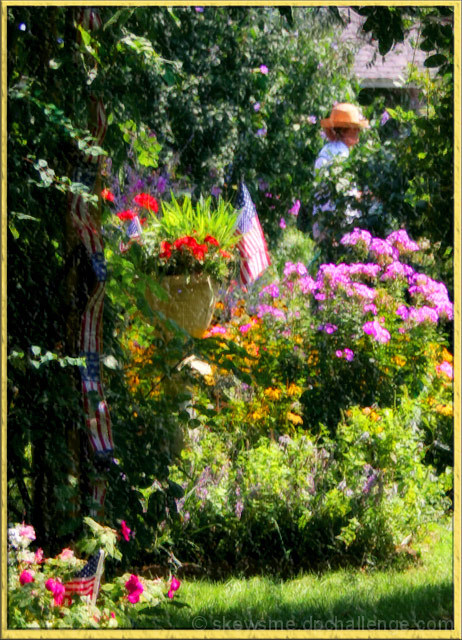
left=1, top=1, right=460, bottom=638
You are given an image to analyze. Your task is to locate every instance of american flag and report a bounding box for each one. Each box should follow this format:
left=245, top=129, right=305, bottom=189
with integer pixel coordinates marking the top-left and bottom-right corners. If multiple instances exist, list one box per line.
left=119, top=216, right=143, bottom=253
left=63, top=550, right=105, bottom=606
left=235, top=182, right=270, bottom=285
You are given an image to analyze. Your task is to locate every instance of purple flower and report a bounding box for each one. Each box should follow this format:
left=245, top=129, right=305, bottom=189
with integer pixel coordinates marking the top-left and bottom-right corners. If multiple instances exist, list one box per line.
left=369, top=238, right=399, bottom=262
left=308, top=115, right=317, bottom=125
left=259, top=64, right=269, bottom=74
left=344, top=348, right=354, bottom=361
left=318, top=323, right=338, bottom=334
left=257, top=304, right=286, bottom=320
left=396, top=304, right=409, bottom=320
left=380, top=110, right=391, bottom=126
left=239, top=322, right=253, bottom=333
left=288, top=199, right=301, bottom=216
left=253, top=102, right=261, bottom=112
left=211, top=185, right=222, bottom=197
left=259, top=283, right=280, bottom=299
left=279, top=218, right=286, bottom=229
left=256, top=128, right=267, bottom=137
left=258, top=178, right=269, bottom=191
left=235, top=500, right=244, bottom=519
left=195, top=6, right=204, bottom=12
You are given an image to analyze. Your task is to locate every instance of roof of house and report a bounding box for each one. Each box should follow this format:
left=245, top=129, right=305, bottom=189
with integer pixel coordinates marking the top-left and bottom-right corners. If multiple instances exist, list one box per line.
left=339, top=8, right=434, bottom=88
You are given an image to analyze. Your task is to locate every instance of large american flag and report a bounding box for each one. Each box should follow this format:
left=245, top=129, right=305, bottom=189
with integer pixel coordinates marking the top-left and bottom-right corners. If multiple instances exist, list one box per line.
left=235, top=182, right=270, bottom=285
left=63, top=550, right=105, bottom=606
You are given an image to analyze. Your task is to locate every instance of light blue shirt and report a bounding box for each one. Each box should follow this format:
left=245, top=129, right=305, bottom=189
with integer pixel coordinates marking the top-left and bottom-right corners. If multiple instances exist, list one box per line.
left=314, top=141, right=350, bottom=170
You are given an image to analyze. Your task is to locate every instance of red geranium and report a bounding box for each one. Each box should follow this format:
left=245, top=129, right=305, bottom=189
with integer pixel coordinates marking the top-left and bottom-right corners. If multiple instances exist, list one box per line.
left=174, top=236, right=198, bottom=250
left=101, top=188, right=115, bottom=203
left=219, top=249, right=232, bottom=259
left=204, top=235, right=219, bottom=246
left=134, top=193, right=158, bottom=212
left=159, top=240, right=172, bottom=260
left=192, top=243, right=208, bottom=260
left=116, top=209, right=137, bottom=221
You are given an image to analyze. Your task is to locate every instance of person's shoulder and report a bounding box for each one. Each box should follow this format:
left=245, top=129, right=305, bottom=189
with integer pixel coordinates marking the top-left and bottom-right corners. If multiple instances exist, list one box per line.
left=315, top=141, right=348, bottom=170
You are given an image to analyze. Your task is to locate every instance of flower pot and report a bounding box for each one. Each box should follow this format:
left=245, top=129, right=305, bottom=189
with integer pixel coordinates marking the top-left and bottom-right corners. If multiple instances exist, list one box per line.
left=145, top=273, right=220, bottom=338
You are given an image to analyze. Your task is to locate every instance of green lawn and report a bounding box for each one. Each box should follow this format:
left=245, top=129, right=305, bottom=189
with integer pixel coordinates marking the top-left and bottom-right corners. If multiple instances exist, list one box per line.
left=153, top=519, right=453, bottom=631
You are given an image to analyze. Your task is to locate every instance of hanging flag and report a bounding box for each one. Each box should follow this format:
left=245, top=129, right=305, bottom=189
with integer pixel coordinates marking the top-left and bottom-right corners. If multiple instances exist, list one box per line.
left=63, top=550, right=106, bottom=606
left=235, top=182, right=270, bottom=285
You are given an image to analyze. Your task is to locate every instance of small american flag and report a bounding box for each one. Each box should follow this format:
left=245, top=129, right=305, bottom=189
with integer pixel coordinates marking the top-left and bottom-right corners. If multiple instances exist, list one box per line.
left=235, top=182, right=270, bottom=285
left=119, top=216, right=143, bottom=253
left=64, top=550, right=105, bottom=606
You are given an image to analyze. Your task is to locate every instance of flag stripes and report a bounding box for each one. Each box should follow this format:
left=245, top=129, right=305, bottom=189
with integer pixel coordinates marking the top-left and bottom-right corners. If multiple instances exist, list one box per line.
left=63, top=550, right=105, bottom=606
left=235, top=182, right=270, bottom=285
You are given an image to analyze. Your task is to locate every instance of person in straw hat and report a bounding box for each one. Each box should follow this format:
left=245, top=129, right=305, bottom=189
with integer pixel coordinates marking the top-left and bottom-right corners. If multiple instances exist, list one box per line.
left=310, top=102, right=370, bottom=240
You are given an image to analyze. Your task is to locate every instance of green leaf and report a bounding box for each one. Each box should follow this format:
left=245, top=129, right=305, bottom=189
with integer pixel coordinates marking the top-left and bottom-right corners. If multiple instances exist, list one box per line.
left=424, top=53, right=447, bottom=68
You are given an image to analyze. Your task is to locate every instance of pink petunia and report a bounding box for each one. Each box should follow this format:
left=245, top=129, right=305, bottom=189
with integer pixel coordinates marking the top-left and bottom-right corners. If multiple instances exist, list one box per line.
left=19, top=570, right=35, bottom=586
left=125, top=574, right=144, bottom=604
left=279, top=218, right=286, bottom=229
left=121, top=521, right=131, bottom=542
left=363, top=320, right=390, bottom=344
left=168, top=576, right=181, bottom=599
left=45, top=578, right=65, bottom=606
left=259, top=64, right=269, bottom=74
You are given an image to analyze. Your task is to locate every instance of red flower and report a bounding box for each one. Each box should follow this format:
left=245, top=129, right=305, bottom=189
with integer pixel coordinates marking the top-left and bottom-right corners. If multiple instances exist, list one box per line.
left=204, top=235, right=219, bottom=246
left=140, top=217, right=147, bottom=226
left=101, top=188, right=115, bottom=203
left=134, top=193, right=158, bottom=212
left=120, top=521, right=131, bottom=542
left=168, top=576, right=181, bottom=599
left=116, top=209, right=137, bottom=221
left=219, top=249, right=232, bottom=259
left=192, top=243, right=208, bottom=260
left=125, top=574, right=144, bottom=604
left=159, top=240, right=172, bottom=260
left=174, top=236, right=198, bottom=250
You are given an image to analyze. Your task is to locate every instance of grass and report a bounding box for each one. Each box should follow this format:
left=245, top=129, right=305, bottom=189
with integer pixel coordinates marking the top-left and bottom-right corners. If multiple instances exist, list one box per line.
left=152, top=519, right=453, bottom=631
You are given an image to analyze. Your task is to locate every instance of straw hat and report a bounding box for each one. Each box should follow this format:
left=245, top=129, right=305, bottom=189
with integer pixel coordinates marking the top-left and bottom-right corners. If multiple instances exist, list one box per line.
left=320, top=103, right=369, bottom=129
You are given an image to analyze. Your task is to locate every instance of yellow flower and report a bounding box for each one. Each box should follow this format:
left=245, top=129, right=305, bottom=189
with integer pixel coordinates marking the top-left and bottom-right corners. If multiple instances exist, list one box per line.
left=287, top=411, right=303, bottom=425
left=392, top=355, right=406, bottom=367
left=264, top=387, right=282, bottom=400
left=436, top=403, right=453, bottom=417
left=287, top=383, right=302, bottom=397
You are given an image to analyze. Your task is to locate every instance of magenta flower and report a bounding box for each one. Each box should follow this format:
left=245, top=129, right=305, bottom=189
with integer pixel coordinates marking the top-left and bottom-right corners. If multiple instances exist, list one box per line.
left=208, top=325, right=227, bottom=335
left=340, top=228, right=372, bottom=249
left=380, top=261, right=415, bottom=281
left=279, top=218, right=286, bottom=229
left=363, top=320, right=390, bottom=343
left=369, top=238, right=399, bottom=264
left=45, top=578, right=65, bottom=607
left=335, top=350, right=343, bottom=358
left=283, top=261, right=308, bottom=278
left=386, top=229, right=420, bottom=254
left=239, top=322, right=253, bottom=334
left=120, top=520, right=131, bottom=542
left=318, top=323, right=338, bottom=334
left=194, top=6, right=204, bottom=12
left=168, top=576, right=181, bottom=599
left=363, top=303, right=378, bottom=315
left=125, top=574, right=144, bottom=604
left=19, top=570, right=35, bottom=586
left=396, top=304, right=409, bottom=320
left=344, top=348, right=354, bottom=361
left=408, top=306, right=439, bottom=324
left=288, top=199, right=301, bottom=216
left=436, top=361, right=453, bottom=379
left=259, top=64, right=269, bottom=74
left=259, top=283, right=280, bottom=298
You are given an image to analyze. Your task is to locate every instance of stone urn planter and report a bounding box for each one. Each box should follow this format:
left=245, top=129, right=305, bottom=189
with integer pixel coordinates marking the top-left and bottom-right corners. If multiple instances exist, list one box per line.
left=145, top=273, right=220, bottom=338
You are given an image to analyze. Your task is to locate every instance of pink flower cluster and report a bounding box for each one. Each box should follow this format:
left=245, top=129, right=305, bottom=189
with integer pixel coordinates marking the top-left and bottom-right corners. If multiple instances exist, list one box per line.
left=335, top=348, right=355, bottom=361
left=257, top=304, right=286, bottom=321
left=363, top=320, right=391, bottom=344
left=259, top=283, right=280, bottom=299
left=408, top=273, right=453, bottom=320
left=45, top=578, right=66, bottom=606
left=436, top=361, right=453, bottom=379
left=386, top=229, right=420, bottom=254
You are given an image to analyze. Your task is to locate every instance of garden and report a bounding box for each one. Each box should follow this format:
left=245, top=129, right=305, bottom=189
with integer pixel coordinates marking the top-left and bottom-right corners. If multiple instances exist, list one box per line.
left=5, top=3, right=458, bottom=634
